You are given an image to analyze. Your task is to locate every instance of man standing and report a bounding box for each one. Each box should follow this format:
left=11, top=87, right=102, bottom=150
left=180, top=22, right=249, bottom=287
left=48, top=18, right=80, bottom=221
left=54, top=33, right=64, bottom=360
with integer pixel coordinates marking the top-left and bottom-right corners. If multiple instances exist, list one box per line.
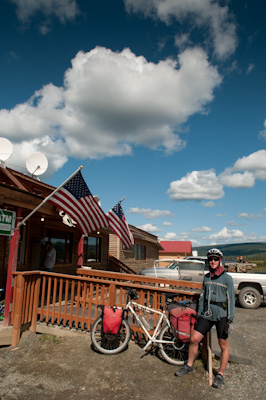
left=174, top=248, right=235, bottom=389
left=43, top=241, right=56, bottom=272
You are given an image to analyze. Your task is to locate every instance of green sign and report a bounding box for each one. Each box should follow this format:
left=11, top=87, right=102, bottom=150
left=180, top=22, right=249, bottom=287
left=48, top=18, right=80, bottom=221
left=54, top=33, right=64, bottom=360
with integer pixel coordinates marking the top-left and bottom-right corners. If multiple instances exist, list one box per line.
left=0, top=209, right=16, bottom=236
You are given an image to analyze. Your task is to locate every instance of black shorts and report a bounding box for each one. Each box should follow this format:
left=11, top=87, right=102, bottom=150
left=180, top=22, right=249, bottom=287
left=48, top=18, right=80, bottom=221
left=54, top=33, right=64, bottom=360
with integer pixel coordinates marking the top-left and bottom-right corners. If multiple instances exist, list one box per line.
left=194, top=316, right=228, bottom=339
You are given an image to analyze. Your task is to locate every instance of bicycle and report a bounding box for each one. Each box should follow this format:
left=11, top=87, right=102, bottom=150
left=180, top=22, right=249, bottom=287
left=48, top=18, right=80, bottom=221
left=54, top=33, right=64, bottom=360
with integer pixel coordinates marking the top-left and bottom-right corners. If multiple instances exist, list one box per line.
left=91, top=288, right=196, bottom=365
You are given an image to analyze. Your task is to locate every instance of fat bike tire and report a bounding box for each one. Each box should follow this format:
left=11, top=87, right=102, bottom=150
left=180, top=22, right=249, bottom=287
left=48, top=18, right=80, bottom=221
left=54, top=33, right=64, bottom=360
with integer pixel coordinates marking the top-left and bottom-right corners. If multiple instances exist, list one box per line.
left=90, top=316, right=131, bottom=355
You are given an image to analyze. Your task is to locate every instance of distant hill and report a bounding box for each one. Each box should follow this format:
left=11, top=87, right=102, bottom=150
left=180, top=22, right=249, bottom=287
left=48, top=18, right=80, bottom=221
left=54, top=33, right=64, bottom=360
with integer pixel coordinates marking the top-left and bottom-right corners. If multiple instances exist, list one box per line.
left=193, top=242, right=266, bottom=259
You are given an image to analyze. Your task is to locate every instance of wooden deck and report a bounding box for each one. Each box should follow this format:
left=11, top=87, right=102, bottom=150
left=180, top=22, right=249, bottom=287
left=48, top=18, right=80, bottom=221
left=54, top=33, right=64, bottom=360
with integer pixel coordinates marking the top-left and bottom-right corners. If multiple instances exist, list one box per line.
left=9, top=269, right=202, bottom=347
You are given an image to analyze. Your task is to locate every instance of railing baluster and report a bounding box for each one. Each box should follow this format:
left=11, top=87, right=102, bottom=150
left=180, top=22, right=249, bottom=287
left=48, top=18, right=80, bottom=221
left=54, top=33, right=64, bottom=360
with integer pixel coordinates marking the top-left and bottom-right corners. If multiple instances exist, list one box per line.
left=57, top=278, right=63, bottom=326
left=69, top=279, right=75, bottom=329
left=63, top=279, right=69, bottom=326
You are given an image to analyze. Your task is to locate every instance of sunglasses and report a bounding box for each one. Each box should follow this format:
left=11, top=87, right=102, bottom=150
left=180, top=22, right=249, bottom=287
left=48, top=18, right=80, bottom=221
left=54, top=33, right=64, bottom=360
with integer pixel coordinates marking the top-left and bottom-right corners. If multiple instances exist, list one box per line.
left=208, top=257, right=220, bottom=262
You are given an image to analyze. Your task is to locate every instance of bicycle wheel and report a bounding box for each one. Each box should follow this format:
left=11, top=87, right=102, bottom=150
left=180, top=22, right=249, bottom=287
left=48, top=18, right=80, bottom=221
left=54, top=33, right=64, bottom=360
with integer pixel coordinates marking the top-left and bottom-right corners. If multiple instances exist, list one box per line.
left=158, top=324, right=189, bottom=366
left=91, top=316, right=131, bottom=355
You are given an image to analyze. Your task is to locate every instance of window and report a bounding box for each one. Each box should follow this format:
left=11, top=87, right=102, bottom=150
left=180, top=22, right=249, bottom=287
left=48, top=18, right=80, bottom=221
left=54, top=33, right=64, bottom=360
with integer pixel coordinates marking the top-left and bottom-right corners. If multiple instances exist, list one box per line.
left=45, top=230, right=73, bottom=264
left=83, top=235, right=101, bottom=262
left=134, top=244, right=146, bottom=260
left=178, top=261, right=204, bottom=271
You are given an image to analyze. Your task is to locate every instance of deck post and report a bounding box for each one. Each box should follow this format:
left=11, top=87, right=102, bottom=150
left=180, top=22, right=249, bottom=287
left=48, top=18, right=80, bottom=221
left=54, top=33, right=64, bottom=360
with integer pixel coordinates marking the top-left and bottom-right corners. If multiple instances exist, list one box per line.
left=207, top=330, right=213, bottom=385
left=4, top=207, right=21, bottom=326
left=11, top=274, right=25, bottom=347
left=108, top=283, right=117, bottom=306
left=77, top=234, right=84, bottom=267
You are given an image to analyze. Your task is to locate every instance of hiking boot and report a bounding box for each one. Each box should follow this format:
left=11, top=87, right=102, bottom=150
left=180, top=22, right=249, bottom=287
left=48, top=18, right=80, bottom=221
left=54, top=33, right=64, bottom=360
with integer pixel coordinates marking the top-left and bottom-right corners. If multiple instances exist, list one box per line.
left=174, top=364, right=194, bottom=377
left=212, top=373, right=224, bottom=389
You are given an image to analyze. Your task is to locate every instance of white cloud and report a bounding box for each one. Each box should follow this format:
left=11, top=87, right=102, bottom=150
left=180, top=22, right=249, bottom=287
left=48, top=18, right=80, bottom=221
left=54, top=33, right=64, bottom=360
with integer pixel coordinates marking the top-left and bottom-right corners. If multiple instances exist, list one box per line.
left=162, top=221, right=172, bottom=226
left=264, top=208, right=266, bottom=213
left=220, top=170, right=255, bottom=188
left=260, top=236, right=266, bottom=241
left=191, top=239, right=201, bottom=246
left=259, top=120, right=266, bottom=140
left=1, top=46, right=221, bottom=176
left=245, top=232, right=258, bottom=242
left=167, top=169, right=224, bottom=201
left=216, top=213, right=226, bottom=217
left=192, top=226, right=212, bottom=232
left=128, top=207, right=174, bottom=219
left=219, top=150, right=266, bottom=188
left=124, top=0, right=237, bottom=59
left=160, top=232, right=179, bottom=240
left=203, top=201, right=215, bottom=208
left=246, top=63, right=255, bottom=74
left=209, top=227, right=244, bottom=242
left=137, top=224, right=161, bottom=233
left=227, top=220, right=238, bottom=226
left=10, top=0, right=79, bottom=27
left=237, top=213, right=262, bottom=220
left=174, top=33, right=191, bottom=50
left=233, top=150, right=266, bottom=180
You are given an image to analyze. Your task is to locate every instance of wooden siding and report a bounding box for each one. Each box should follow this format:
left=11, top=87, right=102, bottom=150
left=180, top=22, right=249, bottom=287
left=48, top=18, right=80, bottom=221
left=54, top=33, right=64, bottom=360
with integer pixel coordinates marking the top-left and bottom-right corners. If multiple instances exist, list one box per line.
left=109, top=234, right=159, bottom=274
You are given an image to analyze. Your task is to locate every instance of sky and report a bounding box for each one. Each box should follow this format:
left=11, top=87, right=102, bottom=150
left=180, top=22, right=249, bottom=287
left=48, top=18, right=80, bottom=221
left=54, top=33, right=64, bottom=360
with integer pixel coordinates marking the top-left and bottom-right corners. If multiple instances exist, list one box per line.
left=0, top=0, right=266, bottom=247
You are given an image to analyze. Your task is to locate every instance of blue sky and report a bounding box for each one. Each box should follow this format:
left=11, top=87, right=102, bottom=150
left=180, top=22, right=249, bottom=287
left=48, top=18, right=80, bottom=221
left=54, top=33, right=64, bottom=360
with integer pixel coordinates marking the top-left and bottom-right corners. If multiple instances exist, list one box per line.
left=0, top=0, right=266, bottom=247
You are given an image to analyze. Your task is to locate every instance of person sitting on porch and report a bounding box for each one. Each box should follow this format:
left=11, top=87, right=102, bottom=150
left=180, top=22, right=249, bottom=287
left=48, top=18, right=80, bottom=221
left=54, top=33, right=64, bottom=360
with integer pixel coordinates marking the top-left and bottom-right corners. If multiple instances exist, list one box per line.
left=43, top=241, right=56, bottom=272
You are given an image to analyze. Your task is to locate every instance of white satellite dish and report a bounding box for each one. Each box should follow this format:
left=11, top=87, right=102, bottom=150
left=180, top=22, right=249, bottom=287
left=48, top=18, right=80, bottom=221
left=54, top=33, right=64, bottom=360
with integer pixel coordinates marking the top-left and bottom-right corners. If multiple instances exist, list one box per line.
left=26, top=152, right=48, bottom=176
left=0, top=138, right=13, bottom=161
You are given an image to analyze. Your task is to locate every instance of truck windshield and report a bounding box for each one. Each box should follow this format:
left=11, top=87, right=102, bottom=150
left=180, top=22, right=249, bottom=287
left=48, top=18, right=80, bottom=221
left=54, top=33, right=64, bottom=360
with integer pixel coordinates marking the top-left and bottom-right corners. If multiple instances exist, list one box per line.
left=177, top=261, right=204, bottom=271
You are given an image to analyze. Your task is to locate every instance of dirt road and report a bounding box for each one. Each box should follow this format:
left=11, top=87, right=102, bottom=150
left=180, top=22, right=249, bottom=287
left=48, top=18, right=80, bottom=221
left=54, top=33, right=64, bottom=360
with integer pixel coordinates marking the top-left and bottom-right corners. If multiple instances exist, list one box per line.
left=0, top=305, right=265, bottom=400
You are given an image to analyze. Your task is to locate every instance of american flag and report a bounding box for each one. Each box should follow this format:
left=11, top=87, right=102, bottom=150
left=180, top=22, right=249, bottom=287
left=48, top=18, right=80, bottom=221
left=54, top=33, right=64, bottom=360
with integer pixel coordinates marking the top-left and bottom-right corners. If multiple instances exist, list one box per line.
left=49, top=171, right=108, bottom=234
left=106, top=201, right=134, bottom=249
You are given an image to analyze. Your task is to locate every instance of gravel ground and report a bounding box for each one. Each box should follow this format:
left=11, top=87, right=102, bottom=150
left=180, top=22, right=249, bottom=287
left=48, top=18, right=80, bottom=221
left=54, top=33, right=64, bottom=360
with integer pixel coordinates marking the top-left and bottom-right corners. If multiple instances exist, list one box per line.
left=0, top=304, right=265, bottom=400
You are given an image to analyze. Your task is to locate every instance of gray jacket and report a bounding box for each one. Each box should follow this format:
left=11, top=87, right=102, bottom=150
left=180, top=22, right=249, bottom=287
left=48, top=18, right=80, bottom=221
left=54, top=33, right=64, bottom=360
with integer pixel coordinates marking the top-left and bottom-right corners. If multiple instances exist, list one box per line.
left=198, top=271, right=235, bottom=321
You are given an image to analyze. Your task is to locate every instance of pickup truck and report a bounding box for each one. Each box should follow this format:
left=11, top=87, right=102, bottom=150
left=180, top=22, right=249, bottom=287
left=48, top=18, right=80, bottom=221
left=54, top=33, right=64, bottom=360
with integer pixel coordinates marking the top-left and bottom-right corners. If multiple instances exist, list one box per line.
left=140, top=259, right=266, bottom=309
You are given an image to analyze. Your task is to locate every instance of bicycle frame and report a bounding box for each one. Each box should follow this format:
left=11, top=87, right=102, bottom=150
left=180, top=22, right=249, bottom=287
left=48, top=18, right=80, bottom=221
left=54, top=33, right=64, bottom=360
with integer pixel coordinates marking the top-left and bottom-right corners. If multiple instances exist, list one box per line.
left=126, top=299, right=175, bottom=352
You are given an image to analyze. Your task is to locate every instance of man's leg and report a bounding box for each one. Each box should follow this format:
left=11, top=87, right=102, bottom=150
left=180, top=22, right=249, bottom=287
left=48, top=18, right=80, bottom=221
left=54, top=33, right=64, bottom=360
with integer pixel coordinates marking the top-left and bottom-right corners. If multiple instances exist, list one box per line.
left=187, top=330, right=204, bottom=367
left=174, top=330, right=204, bottom=376
left=217, top=338, right=229, bottom=375
left=212, top=334, right=229, bottom=388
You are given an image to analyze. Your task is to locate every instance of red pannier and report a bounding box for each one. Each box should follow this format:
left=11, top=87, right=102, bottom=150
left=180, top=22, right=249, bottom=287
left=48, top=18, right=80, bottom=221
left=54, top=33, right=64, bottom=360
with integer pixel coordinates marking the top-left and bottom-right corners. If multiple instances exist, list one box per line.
left=169, top=306, right=197, bottom=343
left=102, top=306, right=123, bottom=335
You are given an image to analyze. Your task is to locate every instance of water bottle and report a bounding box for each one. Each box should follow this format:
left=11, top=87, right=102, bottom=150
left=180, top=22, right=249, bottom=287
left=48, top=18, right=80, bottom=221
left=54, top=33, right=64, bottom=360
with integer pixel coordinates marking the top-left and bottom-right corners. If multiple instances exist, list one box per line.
left=139, top=315, right=151, bottom=331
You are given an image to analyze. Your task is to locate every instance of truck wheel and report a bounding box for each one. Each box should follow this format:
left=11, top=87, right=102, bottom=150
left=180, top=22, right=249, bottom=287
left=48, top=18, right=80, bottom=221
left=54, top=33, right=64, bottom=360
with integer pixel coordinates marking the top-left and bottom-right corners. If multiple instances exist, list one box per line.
left=238, top=287, right=262, bottom=309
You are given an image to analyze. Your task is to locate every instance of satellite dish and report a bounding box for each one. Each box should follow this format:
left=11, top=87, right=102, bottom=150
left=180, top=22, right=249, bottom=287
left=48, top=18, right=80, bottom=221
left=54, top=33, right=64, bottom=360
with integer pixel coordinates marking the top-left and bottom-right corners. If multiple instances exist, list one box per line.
left=0, top=138, right=13, bottom=161
left=26, top=152, right=48, bottom=176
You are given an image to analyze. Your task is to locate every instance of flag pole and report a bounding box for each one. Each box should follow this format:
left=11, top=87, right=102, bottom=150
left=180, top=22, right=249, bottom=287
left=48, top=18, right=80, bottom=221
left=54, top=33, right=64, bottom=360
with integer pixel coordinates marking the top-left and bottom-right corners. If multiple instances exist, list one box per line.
left=120, top=196, right=126, bottom=202
left=17, top=165, right=83, bottom=229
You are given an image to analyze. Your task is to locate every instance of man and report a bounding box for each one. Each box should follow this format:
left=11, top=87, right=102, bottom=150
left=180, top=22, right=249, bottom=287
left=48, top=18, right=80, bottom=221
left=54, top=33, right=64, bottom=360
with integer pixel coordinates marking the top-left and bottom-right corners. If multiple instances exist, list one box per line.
left=174, top=248, right=235, bottom=389
left=43, top=241, right=56, bottom=272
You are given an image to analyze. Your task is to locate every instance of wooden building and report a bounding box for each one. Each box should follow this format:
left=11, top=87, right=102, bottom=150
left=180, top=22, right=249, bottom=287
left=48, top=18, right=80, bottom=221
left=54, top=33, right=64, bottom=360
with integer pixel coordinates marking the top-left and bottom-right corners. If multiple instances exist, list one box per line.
left=0, top=166, right=110, bottom=289
left=109, top=225, right=163, bottom=274
left=159, top=241, right=192, bottom=260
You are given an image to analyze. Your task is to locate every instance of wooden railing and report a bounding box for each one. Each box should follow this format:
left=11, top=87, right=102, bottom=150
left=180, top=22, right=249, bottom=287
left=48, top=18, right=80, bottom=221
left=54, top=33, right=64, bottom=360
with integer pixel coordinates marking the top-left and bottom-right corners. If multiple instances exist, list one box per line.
left=108, top=254, right=137, bottom=274
left=11, top=270, right=202, bottom=347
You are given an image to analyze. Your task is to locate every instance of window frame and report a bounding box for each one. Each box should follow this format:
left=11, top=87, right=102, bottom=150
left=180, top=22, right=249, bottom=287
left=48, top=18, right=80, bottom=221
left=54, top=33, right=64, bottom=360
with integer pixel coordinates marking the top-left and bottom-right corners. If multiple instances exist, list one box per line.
left=83, top=235, right=102, bottom=263
left=44, top=229, right=73, bottom=264
left=134, top=244, right=146, bottom=260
